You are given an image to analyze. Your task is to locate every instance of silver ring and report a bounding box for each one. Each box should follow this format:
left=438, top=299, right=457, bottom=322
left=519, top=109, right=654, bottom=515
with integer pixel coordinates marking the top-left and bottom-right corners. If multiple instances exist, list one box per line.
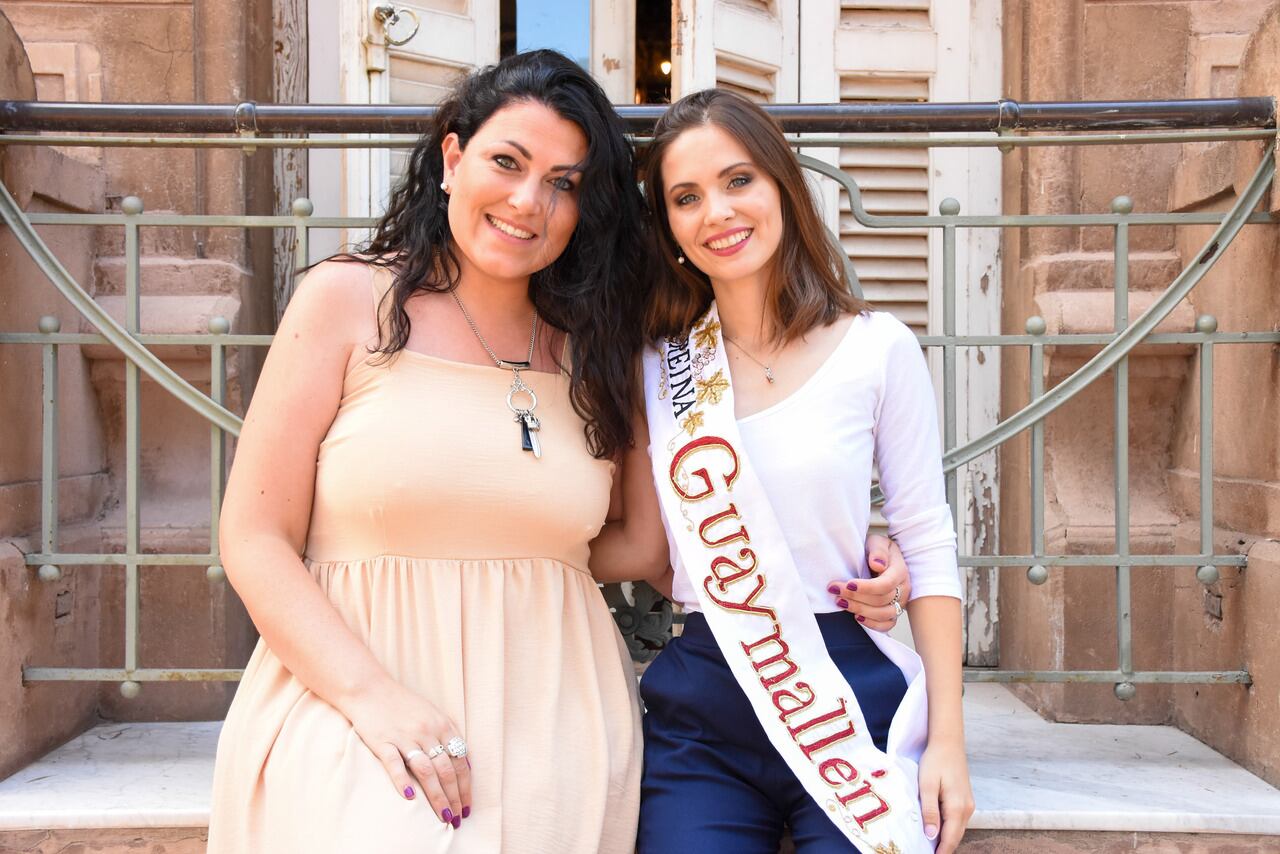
left=892, top=599, right=904, bottom=618
left=446, top=736, right=468, bottom=759
left=892, top=584, right=902, bottom=604
left=506, top=386, right=537, bottom=414
left=426, top=743, right=447, bottom=760
left=404, top=748, right=426, bottom=762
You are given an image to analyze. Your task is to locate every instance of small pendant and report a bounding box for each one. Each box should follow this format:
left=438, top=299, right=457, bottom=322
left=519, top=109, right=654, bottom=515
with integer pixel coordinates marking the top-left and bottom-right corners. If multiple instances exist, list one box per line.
left=764, top=366, right=775, bottom=384
left=516, top=411, right=542, bottom=459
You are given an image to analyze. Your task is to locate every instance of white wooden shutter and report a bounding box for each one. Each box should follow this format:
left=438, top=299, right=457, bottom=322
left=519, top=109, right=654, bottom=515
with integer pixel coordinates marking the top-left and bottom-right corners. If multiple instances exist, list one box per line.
left=834, top=2, right=936, bottom=333
left=801, top=1, right=1004, bottom=661
left=369, top=1, right=500, bottom=208
left=312, top=0, right=497, bottom=258
left=673, top=0, right=798, bottom=102
left=837, top=73, right=931, bottom=332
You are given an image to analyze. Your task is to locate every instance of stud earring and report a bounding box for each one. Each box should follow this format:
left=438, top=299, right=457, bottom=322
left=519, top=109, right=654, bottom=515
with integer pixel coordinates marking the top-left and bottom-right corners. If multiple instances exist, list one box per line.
left=440, top=180, right=450, bottom=193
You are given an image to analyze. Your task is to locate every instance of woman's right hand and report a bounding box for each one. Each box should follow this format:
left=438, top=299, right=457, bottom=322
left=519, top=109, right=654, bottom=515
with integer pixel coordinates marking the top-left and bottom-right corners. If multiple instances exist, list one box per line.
left=344, top=680, right=472, bottom=828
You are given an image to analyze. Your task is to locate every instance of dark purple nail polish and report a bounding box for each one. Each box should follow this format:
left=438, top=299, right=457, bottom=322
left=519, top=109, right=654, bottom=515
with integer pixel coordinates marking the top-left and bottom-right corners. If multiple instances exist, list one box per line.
left=836, top=598, right=849, bottom=608
left=462, top=806, right=471, bottom=819
left=856, top=614, right=866, bottom=623
left=443, top=808, right=454, bottom=823
left=451, top=815, right=461, bottom=829
left=403, top=786, right=415, bottom=799
left=828, top=583, right=840, bottom=594
left=871, top=557, right=886, bottom=568
left=846, top=581, right=859, bottom=592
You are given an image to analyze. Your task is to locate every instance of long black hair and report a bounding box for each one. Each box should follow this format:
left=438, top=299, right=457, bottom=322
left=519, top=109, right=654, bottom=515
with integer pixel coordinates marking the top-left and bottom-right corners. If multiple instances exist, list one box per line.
left=349, top=50, right=647, bottom=459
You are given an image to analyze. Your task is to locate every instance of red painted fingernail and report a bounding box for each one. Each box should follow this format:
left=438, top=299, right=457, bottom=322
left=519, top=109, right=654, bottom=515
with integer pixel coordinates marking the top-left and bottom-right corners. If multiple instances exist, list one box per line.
left=462, top=806, right=471, bottom=819
left=443, top=808, right=454, bottom=823
left=403, top=786, right=415, bottom=799
left=828, top=583, right=840, bottom=594
left=836, top=598, right=849, bottom=608
left=856, top=615, right=867, bottom=623
left=846, top=581, right=859, bottom=592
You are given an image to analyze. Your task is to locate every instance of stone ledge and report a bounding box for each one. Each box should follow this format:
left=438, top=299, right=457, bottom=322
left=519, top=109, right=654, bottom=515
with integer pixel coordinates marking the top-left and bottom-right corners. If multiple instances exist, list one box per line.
left=961, top=829, right=1280, bottom=853
left=1034, top=290, right=1196, bottom=339
left=93, top=257, right=251, bottom=299
left=2, top=685, right=1279, bottom=837
left=0, top=826, right=208, bottom=854
left=965, top=684, right=1280, bottom=834
left=1019, top=252, right=1183, bottom=293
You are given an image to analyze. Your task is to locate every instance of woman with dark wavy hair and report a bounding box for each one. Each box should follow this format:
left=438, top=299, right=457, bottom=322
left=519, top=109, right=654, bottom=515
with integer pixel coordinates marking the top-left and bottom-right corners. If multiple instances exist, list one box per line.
left=208, top=50, right=647, bottom=853
left=592, top=89, right=974, bottom=854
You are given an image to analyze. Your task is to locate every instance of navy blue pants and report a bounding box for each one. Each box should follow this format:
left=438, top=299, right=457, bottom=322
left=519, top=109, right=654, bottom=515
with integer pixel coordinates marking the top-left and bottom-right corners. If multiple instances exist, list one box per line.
left=637, top=611, right=908, bottom=853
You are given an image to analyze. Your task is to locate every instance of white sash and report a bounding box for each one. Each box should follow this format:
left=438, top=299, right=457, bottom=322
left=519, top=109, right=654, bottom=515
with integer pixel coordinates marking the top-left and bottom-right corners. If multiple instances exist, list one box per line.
left=643, top=304, right=934, bottom=854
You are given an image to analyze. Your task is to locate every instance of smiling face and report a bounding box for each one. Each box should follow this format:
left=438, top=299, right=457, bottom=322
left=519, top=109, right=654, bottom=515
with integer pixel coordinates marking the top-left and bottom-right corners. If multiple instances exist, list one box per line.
left=441, top=100, right=588, bottom=287
left=660, top=123, right=783, bottom=289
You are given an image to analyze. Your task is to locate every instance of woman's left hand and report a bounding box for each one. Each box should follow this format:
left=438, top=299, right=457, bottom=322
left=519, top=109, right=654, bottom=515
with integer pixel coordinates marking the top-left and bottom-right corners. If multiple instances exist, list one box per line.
left=917, top=740, right=975, bottom=853
left=826, top=534, right=911, bottom=631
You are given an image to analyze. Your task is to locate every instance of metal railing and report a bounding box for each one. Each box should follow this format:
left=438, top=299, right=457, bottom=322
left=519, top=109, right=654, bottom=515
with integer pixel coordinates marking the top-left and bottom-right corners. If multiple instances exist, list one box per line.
left=1, top=98, right=1276, bottom=695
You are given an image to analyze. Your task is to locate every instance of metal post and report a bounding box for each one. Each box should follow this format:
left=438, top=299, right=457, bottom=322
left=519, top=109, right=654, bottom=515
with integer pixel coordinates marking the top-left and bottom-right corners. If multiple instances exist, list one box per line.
left=1026, top=316, right=1048, bottom=586
left=293, top=197, right=312, bottom=275
left=1196, top=315, right=1219, bottom=585
left=1112, top=196, right=1135, bottom=701
left=121, top=196, right=143, bottom=699
left=941, top=200, right=960, bottom=526
left=207, top=316, right=229, bottom=584
left=37, top=316, right=61, bottom=582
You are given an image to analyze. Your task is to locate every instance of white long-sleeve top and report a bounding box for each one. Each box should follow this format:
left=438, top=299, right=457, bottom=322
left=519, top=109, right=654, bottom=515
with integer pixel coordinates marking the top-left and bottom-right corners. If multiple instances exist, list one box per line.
left=669, top=310, right=963, bottom=613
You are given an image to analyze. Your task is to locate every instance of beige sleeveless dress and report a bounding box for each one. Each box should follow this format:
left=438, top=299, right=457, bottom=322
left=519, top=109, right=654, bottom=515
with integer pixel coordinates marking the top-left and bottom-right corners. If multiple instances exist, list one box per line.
left=207, top=277, right=642, bottom=853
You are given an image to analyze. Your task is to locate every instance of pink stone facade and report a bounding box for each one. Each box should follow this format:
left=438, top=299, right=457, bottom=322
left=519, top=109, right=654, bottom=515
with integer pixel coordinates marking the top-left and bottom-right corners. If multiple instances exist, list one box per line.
left=0, top=1, right=274, bottom=779
left=999, top=0, right=1280, bottom=785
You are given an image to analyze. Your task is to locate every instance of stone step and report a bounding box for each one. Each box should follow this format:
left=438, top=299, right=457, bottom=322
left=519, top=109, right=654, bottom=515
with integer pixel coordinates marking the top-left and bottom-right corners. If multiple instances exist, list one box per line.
left=0, top=686, right=1277, bottom=853
left=93, top=256, right=250, bottom=298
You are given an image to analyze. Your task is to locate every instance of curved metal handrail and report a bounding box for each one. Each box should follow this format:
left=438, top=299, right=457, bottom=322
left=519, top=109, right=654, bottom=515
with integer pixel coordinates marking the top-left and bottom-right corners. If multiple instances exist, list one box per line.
left=799, top=142, right=1276, bottom=474
left=0, top=179, right=244, bottom=436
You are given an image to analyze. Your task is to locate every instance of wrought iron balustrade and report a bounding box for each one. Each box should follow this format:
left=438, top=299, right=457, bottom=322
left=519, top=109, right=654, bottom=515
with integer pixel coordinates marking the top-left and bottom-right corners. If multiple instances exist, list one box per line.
left=1, top=97, right=1276, bottom=693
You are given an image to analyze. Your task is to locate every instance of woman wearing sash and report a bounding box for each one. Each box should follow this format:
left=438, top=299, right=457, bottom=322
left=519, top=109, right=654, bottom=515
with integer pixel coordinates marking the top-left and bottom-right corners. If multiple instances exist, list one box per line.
left=208, top=51, right=647, bottom=852
left=590, top=89, right=975, bottom=853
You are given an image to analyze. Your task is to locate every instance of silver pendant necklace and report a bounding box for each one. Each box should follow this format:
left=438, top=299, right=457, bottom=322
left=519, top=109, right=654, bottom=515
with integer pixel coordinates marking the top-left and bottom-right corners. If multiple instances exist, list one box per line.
left=723, top=333, right=776, bottom=384
left=450, top=289, right=543, bottom=459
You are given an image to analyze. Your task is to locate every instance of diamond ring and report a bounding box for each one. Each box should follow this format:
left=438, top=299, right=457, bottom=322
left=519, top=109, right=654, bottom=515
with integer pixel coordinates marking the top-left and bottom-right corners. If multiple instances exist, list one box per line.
left=426, top=744, right=447, bottom=760
left=446, top=736, right=468, bottom=759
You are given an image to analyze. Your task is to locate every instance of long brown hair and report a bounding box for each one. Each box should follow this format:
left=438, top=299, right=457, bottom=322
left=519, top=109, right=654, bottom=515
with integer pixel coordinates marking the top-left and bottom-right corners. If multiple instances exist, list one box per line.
left=640, top=89, right=865, bottom=343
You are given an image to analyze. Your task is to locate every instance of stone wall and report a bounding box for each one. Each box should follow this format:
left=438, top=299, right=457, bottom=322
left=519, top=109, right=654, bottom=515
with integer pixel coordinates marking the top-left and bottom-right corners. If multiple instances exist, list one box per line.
left=999, top=0, right=1280, bottom=784
left=0, top=13, right=106, bottom=779
left=0, top=0, right=275, bottom=776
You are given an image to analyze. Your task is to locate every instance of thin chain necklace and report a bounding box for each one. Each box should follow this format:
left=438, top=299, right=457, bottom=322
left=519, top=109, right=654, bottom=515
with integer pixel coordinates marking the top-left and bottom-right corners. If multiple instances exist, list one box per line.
left=449, top=289, right=544, bottom=459
left=722, top=333, right=777, bottom=384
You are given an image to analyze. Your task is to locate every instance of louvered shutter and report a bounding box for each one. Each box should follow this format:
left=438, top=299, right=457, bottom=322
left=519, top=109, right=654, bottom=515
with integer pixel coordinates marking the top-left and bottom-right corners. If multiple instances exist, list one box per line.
left=673, top=0, right=798, bottom=102
left=838, top=76, right=931, bottom=331
left=835, top=2, right=937, bottom=333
